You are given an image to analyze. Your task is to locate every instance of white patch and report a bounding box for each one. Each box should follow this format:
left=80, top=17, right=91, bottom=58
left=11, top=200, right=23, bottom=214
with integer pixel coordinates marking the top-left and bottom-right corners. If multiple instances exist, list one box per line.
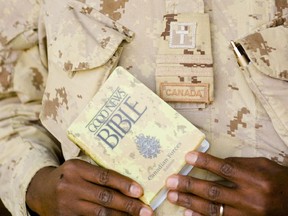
left=169, top=22, right=197, bottom=49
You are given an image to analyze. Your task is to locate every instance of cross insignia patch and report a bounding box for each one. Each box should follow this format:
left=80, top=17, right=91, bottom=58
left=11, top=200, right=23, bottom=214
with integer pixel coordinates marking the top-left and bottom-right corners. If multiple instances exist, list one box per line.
left=169, top=22, right=197, bottom=49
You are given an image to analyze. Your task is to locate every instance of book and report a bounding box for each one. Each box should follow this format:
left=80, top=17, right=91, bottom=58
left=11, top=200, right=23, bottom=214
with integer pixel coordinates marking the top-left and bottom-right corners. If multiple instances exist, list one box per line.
left=67, top=66, right=209, bottom=209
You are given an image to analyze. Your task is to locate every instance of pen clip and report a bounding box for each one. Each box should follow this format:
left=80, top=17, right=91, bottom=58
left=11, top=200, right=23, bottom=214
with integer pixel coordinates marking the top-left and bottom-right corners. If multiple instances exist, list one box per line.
left=230, top=40, right=250, bottom=67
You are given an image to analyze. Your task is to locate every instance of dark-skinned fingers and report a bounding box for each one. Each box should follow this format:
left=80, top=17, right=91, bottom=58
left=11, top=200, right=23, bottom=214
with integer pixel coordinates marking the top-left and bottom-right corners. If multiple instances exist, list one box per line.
left=89, top=167, right=143, bottom=198
left=167, top=191, right=239, bottom=216
left=77, top=183, right=152, bottom=216
left=184, top=152, right=243, bottom=182
left=166, top=175, right=240, bottom=205
left=223, top=157, right=286, bottom=189
left=75, top=201, right=129, bottom=216
left=184, top=153, right=284, bottom=190
left=64, top=159, right=143, bottom=198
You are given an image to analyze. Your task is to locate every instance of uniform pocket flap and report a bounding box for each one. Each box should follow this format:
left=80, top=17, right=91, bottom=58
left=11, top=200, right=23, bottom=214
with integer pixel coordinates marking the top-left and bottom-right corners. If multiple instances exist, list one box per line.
left=46, top=1, right=134, bottom=73
left=239, top=25, right=288, bottom=81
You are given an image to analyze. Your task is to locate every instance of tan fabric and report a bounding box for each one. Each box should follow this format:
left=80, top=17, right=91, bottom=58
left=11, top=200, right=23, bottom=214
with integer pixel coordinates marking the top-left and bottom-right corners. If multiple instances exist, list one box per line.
left=38, top=0, right=135, bottom=159
left=155, top=12, right=214, bottom=107
left=0, top=0, right=287, bottom=215
left=238, top=19, right=288, bottom=146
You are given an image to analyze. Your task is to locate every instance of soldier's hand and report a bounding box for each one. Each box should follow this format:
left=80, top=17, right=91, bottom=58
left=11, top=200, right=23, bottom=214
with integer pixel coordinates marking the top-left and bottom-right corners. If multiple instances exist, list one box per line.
left=26, top=159, right=153, bottom=216
left=166, top=152, right=288, bottom=216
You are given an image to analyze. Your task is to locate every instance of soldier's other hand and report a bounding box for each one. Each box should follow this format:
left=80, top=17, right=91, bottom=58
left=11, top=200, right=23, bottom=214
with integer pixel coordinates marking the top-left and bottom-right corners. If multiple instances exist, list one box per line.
left=26, top=159, right=153, bottom=216
left=166, top=152, right=288, bottom=216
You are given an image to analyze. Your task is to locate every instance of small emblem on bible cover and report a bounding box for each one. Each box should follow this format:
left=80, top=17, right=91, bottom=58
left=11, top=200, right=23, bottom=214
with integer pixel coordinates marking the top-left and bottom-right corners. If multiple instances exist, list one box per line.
left=135, top=134, right=161, bottom=159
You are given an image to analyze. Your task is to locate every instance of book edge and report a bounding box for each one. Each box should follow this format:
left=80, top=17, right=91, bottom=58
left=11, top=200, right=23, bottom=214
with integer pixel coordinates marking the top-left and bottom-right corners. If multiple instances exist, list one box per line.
left=149, top=139, right=210, bottom=210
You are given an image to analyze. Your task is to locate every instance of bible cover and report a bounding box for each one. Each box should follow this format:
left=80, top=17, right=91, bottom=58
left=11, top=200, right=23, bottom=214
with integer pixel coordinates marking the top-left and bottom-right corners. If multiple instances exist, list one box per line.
left=67, top=66, right=209, bottom=209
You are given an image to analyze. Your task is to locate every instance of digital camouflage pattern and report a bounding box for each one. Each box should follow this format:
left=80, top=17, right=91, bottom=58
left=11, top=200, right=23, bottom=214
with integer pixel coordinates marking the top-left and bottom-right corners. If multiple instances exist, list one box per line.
left=0, top=0, right=287, bottom=215
left=39, top=0, right=134, bottom=159
left=156, top=11, right=213, bottom=108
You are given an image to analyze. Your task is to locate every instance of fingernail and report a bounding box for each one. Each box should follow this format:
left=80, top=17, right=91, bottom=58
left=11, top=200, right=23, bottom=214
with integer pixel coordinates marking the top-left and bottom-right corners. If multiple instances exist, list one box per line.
left=184, top=209, right=194, bottom=216
left=139, top=206, right=153, bottom=216
left=185, top=152, right=198, bottom=165
left=166, top=176, right=179, bottom=189
left=167, top=191, right=178, bottom=202
left=130, top=184, right=142, bottom=197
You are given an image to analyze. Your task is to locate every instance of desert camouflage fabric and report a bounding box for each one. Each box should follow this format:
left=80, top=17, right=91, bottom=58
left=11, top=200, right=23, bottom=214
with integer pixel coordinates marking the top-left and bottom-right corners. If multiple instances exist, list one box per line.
left=156, top=10, right=214, bottom=109
left=0, top=0, right=287, bottom=215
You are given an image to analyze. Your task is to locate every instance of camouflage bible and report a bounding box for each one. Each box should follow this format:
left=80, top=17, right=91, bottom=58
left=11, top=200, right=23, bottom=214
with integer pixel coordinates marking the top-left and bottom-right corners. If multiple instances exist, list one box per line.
left=67, top=66, right=209, bottom=209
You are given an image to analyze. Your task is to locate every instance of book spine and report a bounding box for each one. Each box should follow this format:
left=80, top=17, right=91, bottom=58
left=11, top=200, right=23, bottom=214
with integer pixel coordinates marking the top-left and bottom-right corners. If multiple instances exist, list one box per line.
left=67, top=132, right=108, bottom=168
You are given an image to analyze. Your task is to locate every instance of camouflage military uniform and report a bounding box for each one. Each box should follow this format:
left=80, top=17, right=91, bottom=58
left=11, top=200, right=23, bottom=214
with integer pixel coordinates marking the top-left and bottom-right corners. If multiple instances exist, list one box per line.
left=0, top=0, right=287, bottom=215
